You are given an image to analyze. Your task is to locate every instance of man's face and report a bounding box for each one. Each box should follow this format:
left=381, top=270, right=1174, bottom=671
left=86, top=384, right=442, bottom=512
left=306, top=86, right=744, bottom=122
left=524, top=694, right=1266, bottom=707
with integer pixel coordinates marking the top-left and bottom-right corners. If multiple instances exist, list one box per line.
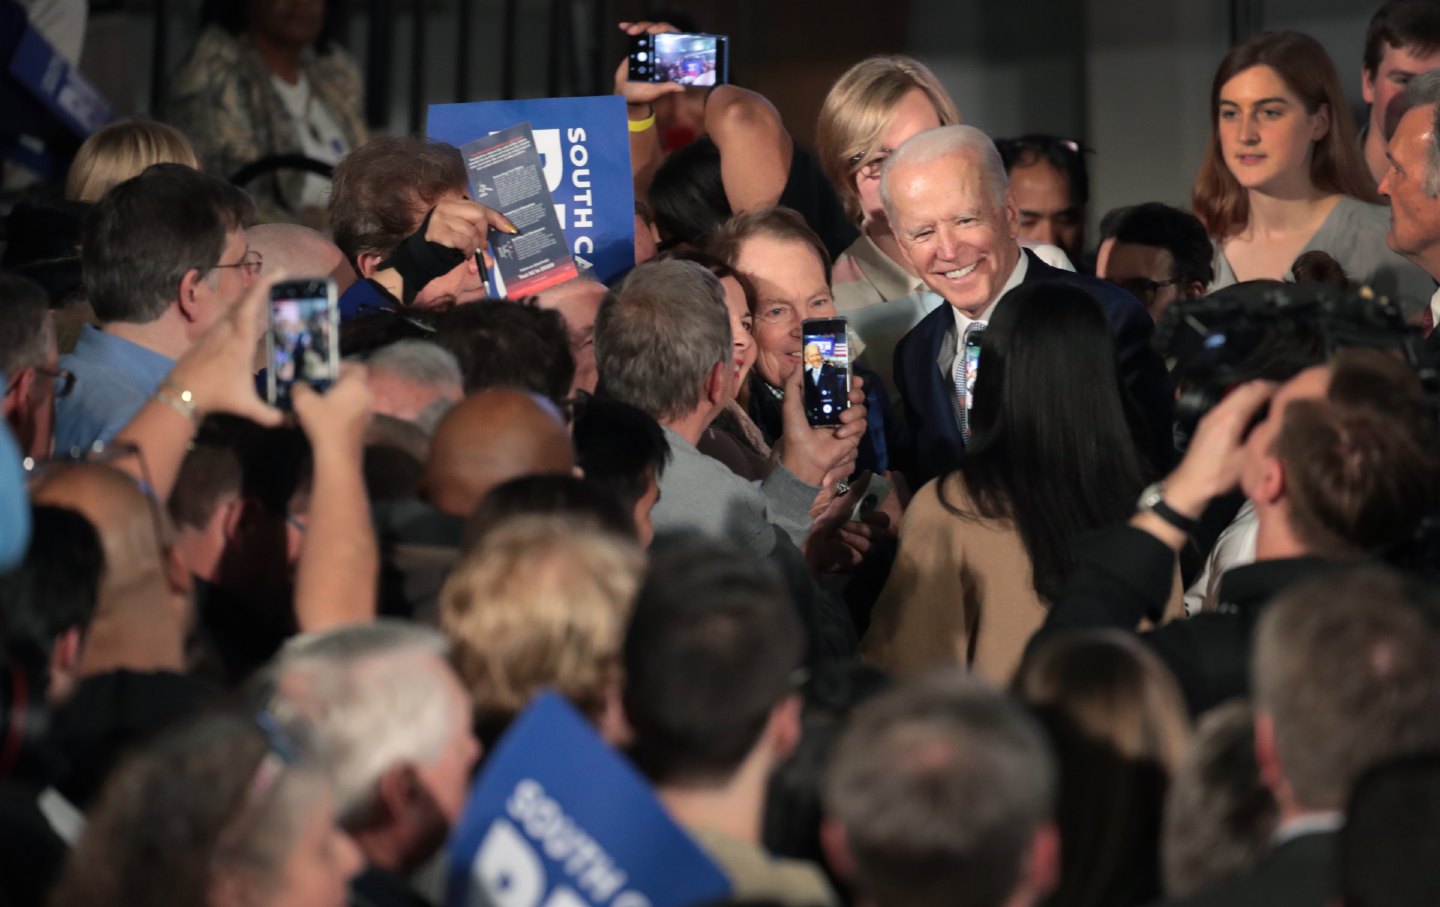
left=1240, top=365, right=1331, bottom=501
left=633, top=469, right=659, bottom=548
left=733, top=234, right=837, bottom=387
left=16, top=316, right=60, bottom=460
left=1380, top=104, right=1440, bottom=267
left=193, top=229, right=257, bottom=336
left=1364, top=43, right=1440, bottom=143
left=1102, top=241, right=1188, bottom=322
left=889, top=150, right=1021, bottom=317
left=804, top=345, right=824, bottom=369
left=414, top=662, right=482, bottom=830
left=535, top=279, right=606, bottom=396
left=1009, top=159, right=1083, bottom=260
left=412, top=192, right=488, bottom=309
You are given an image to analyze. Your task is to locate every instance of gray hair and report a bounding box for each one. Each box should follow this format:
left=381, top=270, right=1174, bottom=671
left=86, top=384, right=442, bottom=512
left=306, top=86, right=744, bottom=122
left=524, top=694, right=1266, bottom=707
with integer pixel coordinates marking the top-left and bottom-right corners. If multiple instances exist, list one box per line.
left=0, top=273, right=54, bottom=376
left=266, top=621, right=461, bottom=827
left=365, top=340, right=464, bottom=391
left=824, top=671, right=1056, bottom=907
left=879, top=125, right=1009, bottom=224
left=593, top=259, right=730, bottom=422
left=1404, top=70, right=1440, bottom=198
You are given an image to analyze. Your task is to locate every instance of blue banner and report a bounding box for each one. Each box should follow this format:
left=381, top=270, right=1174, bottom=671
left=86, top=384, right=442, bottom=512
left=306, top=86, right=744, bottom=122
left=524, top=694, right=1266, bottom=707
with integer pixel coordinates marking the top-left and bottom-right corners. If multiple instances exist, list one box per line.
left=428, top=97, right=635, bottom=286
left=7, top=24, right=112, bottom=138
left=445, top=692, right=730, bottom=907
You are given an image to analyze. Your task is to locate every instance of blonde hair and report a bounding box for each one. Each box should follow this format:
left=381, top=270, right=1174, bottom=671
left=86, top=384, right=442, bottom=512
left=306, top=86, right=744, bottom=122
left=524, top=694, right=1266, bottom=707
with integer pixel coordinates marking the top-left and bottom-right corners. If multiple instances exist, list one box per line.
left=65, top=119, right=201, bottom=203
left=816, top=55, right=961, bottom=224
left=440, top=516, right=643, bottom=734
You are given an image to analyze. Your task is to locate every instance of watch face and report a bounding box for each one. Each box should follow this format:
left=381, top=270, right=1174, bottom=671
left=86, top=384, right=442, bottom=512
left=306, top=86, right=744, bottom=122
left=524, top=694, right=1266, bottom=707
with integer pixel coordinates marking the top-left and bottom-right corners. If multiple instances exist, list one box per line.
left=1139, top=484, right=1165, bottom=510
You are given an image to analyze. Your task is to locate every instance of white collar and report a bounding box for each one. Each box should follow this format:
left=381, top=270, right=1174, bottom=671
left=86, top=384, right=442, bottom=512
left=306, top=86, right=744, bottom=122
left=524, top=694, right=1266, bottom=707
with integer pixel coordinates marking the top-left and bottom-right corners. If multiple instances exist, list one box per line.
left=1271, top=811, right=1344, bottom=847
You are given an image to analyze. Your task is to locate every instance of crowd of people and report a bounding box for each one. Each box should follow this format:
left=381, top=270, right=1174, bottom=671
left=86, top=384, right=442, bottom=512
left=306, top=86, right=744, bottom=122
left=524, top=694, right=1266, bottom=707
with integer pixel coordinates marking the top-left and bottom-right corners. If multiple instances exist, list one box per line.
left=4, top=2, right=1440, bottom=907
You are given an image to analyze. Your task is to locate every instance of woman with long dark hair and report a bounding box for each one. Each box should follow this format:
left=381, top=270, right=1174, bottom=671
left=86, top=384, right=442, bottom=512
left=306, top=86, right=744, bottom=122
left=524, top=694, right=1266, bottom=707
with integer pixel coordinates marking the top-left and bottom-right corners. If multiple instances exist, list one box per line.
left=1193, top=32, right=1430, bottom=304
left=861, top=282, right=1180, bottom=681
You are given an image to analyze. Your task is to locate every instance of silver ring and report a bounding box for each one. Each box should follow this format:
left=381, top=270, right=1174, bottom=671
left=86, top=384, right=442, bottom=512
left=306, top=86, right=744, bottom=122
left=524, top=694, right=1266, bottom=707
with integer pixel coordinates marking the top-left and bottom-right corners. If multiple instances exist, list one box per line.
left=834, top=481, right=851, bottom=497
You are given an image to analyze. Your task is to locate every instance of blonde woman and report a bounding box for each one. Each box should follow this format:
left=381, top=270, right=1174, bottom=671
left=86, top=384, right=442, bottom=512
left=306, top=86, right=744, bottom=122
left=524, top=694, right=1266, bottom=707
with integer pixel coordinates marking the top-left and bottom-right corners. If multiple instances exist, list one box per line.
left=65, top=118, right=200, bottom=202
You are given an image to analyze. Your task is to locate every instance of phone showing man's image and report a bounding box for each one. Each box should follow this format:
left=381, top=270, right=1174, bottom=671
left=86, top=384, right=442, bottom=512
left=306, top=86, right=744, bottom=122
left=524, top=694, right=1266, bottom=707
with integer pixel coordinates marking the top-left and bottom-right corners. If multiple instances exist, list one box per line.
left=801, top=317, right=851, bottom=427
left=628, top=32, right=730, bottom=86
left=266, top=278, right=339, bottom=410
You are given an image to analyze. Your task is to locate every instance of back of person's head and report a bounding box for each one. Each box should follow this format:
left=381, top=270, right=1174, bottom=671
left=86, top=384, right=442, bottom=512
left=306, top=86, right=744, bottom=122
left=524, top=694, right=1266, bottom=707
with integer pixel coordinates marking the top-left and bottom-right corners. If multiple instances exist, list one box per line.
left=946, top=281, right=1148, bottom=601
left=815, top=54, right=961, bottom=224
left=1253, top=565, right=1440, bottom=814
left=594, top=259, right=730, bottom=422
left=329, top=136, right=467, bottom=270
left=246, top=223, right=357, bottom=294
left=824, top=672, right=1058, bottom=907
left=464, top=474, right=635, bottom=551
left=623, top=535, right=804, bottom=786
left=649, top=135, right=729, bottom=249
left=572, top=395, right=670, bottom=509
left=442, top=515, right=643, bottom=746
left=0, top=272, right=53, bottom=376
left=1161, top=700, right=1277, bottom=899
left=49, top=710, right=352, bottom=907
left=83, top=162, right=254, bottom=325
left=1290, top=250, right=1350, bottom=288
left=1013, top=631, right=1191, bottom=907
left=339, top=308, right=442, bottom=359
left=0, top=505, right=103, bottom=696
left=1110, top=202, right=1215, bottom=290
left=1341, top=753, right=1440, bottom=907
left=421, top=388, right=575, bottom=519
left=169, top=416, right=309, bottom=533
left=996, top=133, right=1091, bottom=207
left=1194, top=31, right=1378, bottom=238
left=709, top=205, right=834, bottom=286
left=65, top=118, right=200, bottom=203
left=1276, top=348, right=1440, bottom=556
left=0, top=200, right=89, bottom=308
left=363, top=338, right=464, bottom=433
left=268, top=621, right=471, bottom=831
left=432, top=300, right=574, bottom=404
left=1366, top=0, right=1440, bottom=79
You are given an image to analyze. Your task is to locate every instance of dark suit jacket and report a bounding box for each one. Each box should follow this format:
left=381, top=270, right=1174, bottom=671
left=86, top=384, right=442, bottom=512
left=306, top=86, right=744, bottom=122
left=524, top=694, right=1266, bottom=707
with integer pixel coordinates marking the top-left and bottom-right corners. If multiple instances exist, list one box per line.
left=892, top=249, right=1175, bottom=487
left=1155, top=830, right=1337, bottom=907
left=803, top=362, right=846, bottom=407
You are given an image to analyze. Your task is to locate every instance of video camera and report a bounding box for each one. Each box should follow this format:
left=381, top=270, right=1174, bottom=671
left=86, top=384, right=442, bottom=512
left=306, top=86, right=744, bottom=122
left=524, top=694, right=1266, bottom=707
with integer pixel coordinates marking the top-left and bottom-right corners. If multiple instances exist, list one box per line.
left=1154, top=280, right=1437, bottom=432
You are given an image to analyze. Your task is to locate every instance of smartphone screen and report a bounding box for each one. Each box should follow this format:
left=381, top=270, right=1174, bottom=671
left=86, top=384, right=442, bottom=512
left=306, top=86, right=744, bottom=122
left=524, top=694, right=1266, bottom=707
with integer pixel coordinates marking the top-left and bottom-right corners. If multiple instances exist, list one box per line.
left=628, top=33, right=730, bottom=86
left=959, top=321, right=985, bottom=442
left=801, top=317, right=850, bottom=427
left=267, top=278, right=339, bottom=410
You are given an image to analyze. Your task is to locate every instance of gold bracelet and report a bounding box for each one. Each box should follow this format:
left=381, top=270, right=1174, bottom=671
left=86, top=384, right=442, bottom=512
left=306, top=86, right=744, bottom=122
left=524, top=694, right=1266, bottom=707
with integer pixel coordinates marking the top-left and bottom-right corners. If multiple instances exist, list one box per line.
left=153, top=380, right=200, bottom=427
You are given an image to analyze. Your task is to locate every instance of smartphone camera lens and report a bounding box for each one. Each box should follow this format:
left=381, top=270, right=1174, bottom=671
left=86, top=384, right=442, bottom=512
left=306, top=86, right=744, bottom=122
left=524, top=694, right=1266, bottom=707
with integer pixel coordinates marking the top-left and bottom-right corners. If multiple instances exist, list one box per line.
left=636, top=51, right=648, bottom=62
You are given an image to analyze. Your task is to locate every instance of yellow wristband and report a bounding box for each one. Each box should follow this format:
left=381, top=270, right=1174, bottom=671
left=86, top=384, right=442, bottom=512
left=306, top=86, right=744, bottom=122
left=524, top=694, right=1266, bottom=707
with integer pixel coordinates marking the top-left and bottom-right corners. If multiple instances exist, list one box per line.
left=628, top=112, right=656, bottom=133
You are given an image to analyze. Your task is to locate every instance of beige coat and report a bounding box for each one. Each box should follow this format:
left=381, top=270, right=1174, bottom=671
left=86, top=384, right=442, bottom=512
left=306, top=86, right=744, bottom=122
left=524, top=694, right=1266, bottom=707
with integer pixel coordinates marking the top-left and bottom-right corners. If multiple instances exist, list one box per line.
left=863, top=475, right=1183, bottom=683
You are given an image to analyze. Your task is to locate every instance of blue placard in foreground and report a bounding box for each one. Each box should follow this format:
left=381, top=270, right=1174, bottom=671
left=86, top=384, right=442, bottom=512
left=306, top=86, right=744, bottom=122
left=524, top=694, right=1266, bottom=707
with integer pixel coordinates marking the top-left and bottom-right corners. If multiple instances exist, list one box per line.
left=445, top=692, right=730, bottom=907
left=429, top=97, right=635, bottom=286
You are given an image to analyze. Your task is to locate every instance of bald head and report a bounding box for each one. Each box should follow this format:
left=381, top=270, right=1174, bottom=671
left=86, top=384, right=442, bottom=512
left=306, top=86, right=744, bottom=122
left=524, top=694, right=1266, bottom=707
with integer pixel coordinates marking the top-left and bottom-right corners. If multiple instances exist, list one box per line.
left=29, top=463, right=189, bottom=673
left=247, top=223, right=358, bottom=294
left=421, top=389, right=575, bottom=518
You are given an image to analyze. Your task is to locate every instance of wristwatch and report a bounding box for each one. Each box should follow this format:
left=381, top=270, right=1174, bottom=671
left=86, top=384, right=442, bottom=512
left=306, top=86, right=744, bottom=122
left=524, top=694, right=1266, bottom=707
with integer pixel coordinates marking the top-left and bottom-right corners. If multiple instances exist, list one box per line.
left=1137, top=482, right=1198, bottom=535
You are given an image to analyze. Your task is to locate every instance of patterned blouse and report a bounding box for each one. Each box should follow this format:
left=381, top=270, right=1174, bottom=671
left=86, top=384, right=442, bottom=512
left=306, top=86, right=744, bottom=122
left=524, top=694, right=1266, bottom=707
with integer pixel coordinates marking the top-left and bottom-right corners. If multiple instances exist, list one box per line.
left=164, top=26, right=368, bottom=224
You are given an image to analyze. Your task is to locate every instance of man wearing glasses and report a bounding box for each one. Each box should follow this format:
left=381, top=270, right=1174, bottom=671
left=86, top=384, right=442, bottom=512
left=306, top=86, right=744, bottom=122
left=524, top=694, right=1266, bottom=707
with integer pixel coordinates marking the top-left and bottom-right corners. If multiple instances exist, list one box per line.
left=1098, top=203, right=1214, bottom=323
left=55, top=163, right=257, bottom=453
left=0, top=273, right=74, bottom=462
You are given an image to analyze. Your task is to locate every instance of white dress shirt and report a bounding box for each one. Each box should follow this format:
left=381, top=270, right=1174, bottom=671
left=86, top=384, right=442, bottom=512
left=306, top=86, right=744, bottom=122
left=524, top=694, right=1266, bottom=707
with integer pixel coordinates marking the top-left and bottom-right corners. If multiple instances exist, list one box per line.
left=947, top=251, right=1030, bottom=389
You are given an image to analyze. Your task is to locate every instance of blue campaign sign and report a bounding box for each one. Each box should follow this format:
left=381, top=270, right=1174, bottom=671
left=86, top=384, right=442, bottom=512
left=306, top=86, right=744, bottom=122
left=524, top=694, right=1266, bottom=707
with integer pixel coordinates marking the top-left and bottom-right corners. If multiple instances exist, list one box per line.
left=445, top=692, right=730, bottom=907
left=429, top=97, right=635, bottom=286
left=7, top=24, right=113, bottom=138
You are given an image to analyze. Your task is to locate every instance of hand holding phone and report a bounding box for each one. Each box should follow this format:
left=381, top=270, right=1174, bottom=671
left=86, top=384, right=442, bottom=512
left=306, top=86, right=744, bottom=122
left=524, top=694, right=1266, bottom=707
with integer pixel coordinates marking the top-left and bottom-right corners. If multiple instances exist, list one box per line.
left=802, top=317, right=851, bottom=427
left=267, top=278, right=340, bottom=410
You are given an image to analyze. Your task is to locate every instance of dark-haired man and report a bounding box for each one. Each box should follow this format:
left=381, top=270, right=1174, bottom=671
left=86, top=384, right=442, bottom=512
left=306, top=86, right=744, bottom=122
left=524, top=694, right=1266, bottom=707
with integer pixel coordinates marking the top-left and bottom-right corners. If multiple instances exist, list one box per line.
left=56, top=164, right=255, bottom=452
left=0, top=273, right=63, bottom=460
left=623, top=536, right=838, bottom=906
left=1362, top=0, right=1440, bottom=186
left=1100, top=203, right=1214, bottom=322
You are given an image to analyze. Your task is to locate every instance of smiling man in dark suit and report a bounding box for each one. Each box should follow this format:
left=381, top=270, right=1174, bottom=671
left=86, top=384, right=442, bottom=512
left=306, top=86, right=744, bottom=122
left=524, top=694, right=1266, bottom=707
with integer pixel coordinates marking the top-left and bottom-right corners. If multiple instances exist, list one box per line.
left=881, top=125, right=1173, bottom=487
left=801, top=342, right=846, bottom=414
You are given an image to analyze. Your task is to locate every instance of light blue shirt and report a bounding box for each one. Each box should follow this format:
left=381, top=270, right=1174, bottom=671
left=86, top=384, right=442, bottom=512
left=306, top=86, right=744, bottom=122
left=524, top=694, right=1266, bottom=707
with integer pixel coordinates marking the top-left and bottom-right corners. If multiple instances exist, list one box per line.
left=54, top=325, right=175, bottom=454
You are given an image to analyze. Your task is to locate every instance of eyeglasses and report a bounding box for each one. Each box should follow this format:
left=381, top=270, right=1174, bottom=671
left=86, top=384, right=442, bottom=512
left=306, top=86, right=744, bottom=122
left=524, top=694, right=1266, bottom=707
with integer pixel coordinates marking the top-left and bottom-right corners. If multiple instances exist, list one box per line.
left=849, top=147, right=895, bottom=181
left=1115, top=277, right=1181, bottom=301
left=4, top=366, right=76, bottom=399
left=212, top=249, right=264, bottom=278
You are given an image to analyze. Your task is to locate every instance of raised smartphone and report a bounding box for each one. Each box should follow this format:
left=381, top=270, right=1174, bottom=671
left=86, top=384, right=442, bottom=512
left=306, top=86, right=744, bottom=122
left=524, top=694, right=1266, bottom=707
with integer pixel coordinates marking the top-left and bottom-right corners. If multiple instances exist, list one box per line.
left=627, top=32, right=730, bottom=86
left=266, top=278, right=339, bottom=410
left=801, top=317, right=851, bottom=427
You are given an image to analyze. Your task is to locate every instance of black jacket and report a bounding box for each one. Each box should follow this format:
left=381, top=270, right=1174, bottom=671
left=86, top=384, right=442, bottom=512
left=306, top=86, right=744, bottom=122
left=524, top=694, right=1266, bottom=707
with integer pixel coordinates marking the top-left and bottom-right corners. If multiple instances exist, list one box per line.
left=1037, top=524, right=1336, bottom=715
left=1153, top=830, right=1337, bottom=907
